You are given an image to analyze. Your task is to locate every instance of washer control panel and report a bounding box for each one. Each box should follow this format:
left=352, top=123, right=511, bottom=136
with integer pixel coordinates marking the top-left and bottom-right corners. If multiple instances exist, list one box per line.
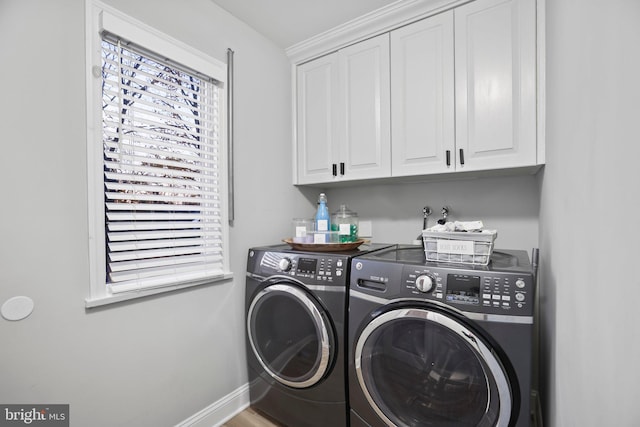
left=401, top=265, right=534, bottom=316
left=255, top=251, right=348, bottom=285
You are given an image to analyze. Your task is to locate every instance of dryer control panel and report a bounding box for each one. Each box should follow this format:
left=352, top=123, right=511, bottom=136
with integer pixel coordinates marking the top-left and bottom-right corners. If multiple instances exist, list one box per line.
left=252, top=251, right=349, bottom=286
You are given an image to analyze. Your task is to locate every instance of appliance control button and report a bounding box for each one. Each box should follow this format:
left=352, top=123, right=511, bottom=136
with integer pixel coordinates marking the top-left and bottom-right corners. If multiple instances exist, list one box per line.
left=515, top=293, right=525, bottom=302
left=415, top=275, right=435, bottom=293
left=355, top=262, right=363, bottom=271
left=278, top=257, right=293, bottom=272
left=516, top=279, right=526, bottom=288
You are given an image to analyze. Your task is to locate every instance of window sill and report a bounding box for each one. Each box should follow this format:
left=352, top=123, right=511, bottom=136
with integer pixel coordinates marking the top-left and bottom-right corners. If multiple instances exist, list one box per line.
left=85, top=272, right=234, bottom=308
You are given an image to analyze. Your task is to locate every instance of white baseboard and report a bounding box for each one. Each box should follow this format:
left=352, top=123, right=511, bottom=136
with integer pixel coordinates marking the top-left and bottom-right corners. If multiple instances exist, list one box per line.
left=176, top=383, right=250, bottom=427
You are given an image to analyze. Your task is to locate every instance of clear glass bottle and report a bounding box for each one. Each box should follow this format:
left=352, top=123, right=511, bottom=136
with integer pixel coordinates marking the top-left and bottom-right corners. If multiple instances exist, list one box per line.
left=331, top=204, right=358, bottom=243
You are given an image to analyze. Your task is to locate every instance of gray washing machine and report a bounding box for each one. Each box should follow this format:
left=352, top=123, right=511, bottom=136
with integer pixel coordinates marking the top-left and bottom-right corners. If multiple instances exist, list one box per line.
left=348, top=245, right=538, bottom=427
left=245, top=243, right=392, bottom=427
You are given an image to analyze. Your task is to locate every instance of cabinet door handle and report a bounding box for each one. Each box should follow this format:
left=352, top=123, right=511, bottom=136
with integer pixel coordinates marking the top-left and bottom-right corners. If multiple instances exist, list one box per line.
left=459, top=149, right=465, bottom=166
left=446, top=150, right=451, bottom=167
left=332, top=163, right=337, bottom=176
left=340, top=162, right=345, bottom=175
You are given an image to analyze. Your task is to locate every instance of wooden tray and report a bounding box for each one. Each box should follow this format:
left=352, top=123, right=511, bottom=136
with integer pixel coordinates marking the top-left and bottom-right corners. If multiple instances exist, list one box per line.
left=282, top=238, right=366, bottom=252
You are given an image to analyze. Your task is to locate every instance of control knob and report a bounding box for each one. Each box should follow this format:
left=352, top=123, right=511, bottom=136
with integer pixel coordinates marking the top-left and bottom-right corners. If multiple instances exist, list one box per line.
left=415, top=274, right=435, bottom=293
left=278, top=257, right=293, bottom=272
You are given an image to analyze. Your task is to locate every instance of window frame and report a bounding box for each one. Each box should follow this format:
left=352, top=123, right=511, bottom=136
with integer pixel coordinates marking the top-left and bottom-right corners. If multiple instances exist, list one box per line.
left=85, top=0, right=232, bottom=308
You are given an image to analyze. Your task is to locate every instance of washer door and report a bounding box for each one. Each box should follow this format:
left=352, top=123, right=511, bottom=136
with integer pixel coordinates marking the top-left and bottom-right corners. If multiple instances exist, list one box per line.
left=248, top=282, right=334, bottom=389
left=355, top=307, right=513, bottom=427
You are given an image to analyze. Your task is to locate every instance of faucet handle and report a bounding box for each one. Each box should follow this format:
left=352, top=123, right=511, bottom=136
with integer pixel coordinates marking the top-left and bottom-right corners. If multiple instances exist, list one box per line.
left=438, top=206, right=451, bottom=225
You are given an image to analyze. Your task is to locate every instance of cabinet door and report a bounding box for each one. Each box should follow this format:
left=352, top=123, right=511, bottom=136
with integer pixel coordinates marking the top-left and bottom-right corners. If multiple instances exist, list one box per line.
left=296, top=53, right=339, bottom=184
left=390, top=11, right=455, bottom=176
left=338, top=33, right=391, bottom=180
left=455, top=0, right=536, bottom=171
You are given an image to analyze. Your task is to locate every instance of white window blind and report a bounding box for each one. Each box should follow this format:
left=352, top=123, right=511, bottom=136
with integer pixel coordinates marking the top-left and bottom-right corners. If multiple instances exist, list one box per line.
left=101, top=36, right=225, bottom=294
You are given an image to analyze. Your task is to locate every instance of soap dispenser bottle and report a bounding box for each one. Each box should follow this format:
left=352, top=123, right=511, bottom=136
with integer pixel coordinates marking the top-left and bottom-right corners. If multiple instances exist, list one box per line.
left=315, top=193, right=330, bottom=233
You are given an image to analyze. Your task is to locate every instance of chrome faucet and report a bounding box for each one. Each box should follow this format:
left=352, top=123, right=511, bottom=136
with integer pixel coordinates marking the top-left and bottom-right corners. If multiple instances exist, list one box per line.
left=438, top=206, right=450, bottom=225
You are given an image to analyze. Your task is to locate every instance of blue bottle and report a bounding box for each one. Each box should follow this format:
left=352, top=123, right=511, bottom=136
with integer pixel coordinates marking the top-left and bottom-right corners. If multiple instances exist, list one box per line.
left=315, top=193, right=330, bottom=233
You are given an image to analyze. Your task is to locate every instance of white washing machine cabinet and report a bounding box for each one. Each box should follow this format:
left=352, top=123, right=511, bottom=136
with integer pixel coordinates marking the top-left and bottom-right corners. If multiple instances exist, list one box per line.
left=348, top=245, right=537, bottom=427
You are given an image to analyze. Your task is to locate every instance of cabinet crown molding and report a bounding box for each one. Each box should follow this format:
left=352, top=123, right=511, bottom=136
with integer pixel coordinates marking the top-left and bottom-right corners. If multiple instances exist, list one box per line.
left=286, top=0, right=470, bottom=64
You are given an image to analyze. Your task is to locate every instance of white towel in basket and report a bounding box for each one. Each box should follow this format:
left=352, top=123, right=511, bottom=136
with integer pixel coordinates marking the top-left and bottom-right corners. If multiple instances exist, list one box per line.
left=426, top=221, right=485, bottom=233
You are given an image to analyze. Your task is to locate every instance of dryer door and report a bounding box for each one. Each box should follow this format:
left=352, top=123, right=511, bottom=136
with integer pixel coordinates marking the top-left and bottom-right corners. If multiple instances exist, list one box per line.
left=355, top=307, right=513, bottom=427
left=248, top=282, right=335, bottom=389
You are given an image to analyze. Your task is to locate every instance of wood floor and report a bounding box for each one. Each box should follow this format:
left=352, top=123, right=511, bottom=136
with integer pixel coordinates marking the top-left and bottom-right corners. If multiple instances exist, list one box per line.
left=221, top=407, right=285, bottom=427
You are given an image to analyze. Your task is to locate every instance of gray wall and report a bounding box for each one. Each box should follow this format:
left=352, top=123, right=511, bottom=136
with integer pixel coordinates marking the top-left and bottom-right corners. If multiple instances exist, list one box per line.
left=0, top=0, right=313, bottom=425
left=540, top=0, right=640, bottom=425
left=325, top=174, right=540, bottom=250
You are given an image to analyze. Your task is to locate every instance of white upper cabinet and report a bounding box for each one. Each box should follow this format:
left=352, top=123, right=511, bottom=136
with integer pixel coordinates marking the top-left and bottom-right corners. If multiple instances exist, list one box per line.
left=296, top=54, right=339, bottom=184
left=295, top=34, right=390, bottom=185
left=455, top=0, right=537, bottom=171
left=338, top=35, right=391, bottom=181
left=390, top=11, right=455, bottom=176
left=293, top=0, right=540, bottom=184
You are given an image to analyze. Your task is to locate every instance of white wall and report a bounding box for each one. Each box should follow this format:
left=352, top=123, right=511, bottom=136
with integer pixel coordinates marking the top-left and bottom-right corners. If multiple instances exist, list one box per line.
left=0, top=0, right=313, bottom=425
left=540, top=0, right=640, bottom=425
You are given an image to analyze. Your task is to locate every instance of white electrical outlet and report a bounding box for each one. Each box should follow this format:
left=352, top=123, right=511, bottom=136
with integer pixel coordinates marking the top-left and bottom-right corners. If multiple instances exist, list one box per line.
left=359, top=221, right=373, bottom=237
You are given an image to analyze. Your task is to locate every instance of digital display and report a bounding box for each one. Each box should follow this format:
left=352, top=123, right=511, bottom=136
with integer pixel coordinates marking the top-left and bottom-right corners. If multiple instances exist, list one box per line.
left=446, top=274, right=481, bottom=305
left=297, top=258, right=317, bottom=274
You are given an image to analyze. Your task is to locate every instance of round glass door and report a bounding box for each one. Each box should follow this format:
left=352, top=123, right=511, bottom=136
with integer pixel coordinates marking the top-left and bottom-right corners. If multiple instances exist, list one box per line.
left=355, top=307, right=513, bottom=427
left=248, top=283, right=334, bottom=388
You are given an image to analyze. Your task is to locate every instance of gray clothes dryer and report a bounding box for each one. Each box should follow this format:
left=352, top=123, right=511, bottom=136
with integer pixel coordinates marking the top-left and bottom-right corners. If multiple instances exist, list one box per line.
left=245, top=243, right=391, bottom=427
